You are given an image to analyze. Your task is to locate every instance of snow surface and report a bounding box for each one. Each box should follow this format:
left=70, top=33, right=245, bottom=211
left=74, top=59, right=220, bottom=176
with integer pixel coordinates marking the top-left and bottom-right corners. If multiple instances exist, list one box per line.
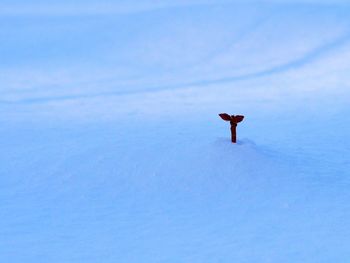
left=1, top=1, right=350, bottom=262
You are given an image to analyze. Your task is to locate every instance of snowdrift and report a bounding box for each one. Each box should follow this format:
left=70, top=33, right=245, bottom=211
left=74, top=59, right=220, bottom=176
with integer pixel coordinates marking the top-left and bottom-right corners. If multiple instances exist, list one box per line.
left=1, top=1, right=350, bottom=262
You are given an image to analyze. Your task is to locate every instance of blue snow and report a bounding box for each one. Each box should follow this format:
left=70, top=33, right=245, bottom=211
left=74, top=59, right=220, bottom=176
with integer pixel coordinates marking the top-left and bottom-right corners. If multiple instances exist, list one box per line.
left=1, top=1, right=350, bottom=262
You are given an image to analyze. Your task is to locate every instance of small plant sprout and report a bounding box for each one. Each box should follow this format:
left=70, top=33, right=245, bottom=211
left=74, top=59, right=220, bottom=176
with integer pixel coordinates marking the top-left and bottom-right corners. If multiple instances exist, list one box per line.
left=219, top=113, right=245, bottom=143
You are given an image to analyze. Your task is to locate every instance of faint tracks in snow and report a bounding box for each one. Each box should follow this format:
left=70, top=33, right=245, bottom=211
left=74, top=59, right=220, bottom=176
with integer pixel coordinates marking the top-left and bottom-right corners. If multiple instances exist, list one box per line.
left=1, top=30, right=350, bottom=105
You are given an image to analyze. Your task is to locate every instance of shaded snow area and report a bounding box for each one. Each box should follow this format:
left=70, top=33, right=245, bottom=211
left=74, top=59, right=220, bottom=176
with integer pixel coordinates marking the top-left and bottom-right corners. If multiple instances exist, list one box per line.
left=1, top=1, right=350, bottom=262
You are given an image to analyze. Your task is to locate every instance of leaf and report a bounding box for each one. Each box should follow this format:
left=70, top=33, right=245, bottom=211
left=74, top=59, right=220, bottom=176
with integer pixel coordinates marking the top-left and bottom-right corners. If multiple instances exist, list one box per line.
left=234, top=115, right=244, bottom=123
left=219, top=113, right=232, bottom=121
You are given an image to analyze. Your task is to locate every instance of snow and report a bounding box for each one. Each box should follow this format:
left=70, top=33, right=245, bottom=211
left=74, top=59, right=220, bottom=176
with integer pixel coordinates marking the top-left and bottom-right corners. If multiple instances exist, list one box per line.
left=1, top=1, right=350, bottom=262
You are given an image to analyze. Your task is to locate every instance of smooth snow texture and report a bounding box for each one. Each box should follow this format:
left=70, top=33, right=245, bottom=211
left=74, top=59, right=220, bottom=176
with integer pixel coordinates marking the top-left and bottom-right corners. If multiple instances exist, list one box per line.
left=1, top=1, right=350, bottom=262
